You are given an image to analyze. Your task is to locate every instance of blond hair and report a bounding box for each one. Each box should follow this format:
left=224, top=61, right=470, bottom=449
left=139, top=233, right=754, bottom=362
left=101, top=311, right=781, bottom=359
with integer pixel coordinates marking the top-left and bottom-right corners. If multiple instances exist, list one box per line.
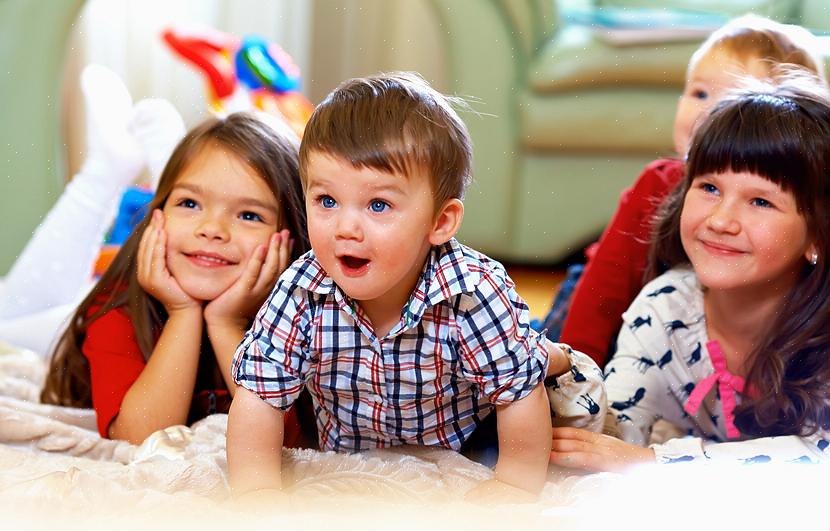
left=688, top=14, right=826, bottom=83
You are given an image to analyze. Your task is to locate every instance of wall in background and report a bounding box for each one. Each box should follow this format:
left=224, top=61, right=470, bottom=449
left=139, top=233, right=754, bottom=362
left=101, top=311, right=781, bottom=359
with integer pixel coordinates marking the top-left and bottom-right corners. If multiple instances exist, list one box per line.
left=0, top=0, right=446, bottom=275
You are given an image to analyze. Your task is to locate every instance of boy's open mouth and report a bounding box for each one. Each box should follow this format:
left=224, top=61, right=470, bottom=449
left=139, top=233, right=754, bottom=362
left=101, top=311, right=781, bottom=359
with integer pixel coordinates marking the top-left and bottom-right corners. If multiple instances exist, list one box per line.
left=339, top=255, right=370, bottom=270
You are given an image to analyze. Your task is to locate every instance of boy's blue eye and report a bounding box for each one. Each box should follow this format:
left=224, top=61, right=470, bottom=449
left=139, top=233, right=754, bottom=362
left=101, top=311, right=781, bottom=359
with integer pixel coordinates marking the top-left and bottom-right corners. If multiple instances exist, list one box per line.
left=701, top=183, right=719, bottom=195
left=321, top=195, right=336, bottom=209
left=240, top=211, right=264, bottom=222
left=751, top=198, right=772, bottom=208
left=370, top=200, right=388, bottom=213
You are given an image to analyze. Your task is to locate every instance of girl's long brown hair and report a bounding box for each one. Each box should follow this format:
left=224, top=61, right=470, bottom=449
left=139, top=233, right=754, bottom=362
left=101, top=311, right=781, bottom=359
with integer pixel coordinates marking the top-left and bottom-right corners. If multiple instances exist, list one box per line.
left=41, top=112, right=310, bottom=407
left=648, top=77, right=830, bottom=437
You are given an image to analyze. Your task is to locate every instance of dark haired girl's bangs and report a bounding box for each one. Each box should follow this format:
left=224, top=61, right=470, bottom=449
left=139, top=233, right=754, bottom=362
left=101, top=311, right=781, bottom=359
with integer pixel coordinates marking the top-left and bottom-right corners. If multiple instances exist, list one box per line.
left=686, top=96, right=820, bottom=207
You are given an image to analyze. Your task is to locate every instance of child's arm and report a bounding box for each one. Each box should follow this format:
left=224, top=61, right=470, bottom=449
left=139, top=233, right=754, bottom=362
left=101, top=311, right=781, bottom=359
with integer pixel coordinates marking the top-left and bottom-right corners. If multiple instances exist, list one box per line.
left=204, top=230, right=291, bottom=392
left=492, top=383, right=552, bottom=493
left=549, top=423, right=830, bottom=469
left=110, top=211, right=203, bottom=443
left=227, top=387, right=285, bottom=494
left=649, top=430, right=830, bottom=464
left=545, top=341, right=607, bottom=433
left=559, top=159, right=684, bottom=366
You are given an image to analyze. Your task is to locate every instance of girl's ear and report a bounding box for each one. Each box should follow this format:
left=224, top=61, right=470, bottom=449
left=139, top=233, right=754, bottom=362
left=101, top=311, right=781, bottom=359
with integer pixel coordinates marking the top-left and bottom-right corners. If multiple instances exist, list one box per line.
left=804, top=242, right=819, bottom=266
left=429, top=198, right=464, bottom=246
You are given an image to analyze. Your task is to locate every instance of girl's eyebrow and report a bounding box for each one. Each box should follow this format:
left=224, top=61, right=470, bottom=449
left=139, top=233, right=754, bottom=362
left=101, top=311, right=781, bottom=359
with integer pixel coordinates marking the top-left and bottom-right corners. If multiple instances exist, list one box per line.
left=172, top=182, right=278, bottom=212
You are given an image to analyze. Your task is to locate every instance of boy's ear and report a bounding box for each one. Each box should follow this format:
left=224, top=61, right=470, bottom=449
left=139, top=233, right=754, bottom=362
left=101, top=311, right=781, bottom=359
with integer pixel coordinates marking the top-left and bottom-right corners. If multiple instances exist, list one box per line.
left=429, top=198, right=464, bottom=246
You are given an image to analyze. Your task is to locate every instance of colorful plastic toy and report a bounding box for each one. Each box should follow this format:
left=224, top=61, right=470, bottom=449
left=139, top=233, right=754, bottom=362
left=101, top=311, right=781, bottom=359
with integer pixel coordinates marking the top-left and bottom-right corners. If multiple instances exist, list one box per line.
left=162, top=26, right=313, bottom=137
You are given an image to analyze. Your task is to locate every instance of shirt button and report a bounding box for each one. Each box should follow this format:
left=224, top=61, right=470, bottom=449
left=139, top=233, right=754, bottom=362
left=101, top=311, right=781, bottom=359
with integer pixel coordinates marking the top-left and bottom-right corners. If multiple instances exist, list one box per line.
left=373, top=395, right=384, bottom=404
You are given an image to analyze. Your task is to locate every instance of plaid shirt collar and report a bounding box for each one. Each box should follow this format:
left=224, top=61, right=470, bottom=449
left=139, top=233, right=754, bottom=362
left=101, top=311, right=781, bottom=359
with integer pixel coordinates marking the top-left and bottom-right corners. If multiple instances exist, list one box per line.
left=294, top=238, right=481, bottom=328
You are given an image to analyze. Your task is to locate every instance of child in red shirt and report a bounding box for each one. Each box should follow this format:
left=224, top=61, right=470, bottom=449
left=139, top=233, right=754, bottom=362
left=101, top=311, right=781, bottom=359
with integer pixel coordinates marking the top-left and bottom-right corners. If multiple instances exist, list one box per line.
left=546, top=15, right=827, bottom=366
left=41, top=113, right=314, bottom=445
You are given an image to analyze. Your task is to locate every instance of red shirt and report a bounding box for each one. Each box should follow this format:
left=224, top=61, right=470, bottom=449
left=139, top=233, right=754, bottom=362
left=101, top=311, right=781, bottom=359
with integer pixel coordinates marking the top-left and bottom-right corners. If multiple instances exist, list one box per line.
left=559, top=158, right=685, bottom=367
left=82, top=305, right=310, bottom=446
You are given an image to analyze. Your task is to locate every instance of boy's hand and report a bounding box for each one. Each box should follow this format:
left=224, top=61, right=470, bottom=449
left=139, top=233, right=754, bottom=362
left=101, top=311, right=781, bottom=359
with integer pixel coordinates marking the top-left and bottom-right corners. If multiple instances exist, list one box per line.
left=545, top=340, right=571, bottom=379
left=204, top=229, right=291, bottom=328
left=137, top=209, right=201, bottom=314
left=464, top=478, right=539, bottom=504
left=550, top=427, right=656, bottom=472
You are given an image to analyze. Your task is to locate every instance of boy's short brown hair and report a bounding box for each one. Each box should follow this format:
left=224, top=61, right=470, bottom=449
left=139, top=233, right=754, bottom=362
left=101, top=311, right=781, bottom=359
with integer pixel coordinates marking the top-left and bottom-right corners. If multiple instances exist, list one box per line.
left=690, top=14, right=826, bottom=83
left=299, top=72, right=473, bottom=210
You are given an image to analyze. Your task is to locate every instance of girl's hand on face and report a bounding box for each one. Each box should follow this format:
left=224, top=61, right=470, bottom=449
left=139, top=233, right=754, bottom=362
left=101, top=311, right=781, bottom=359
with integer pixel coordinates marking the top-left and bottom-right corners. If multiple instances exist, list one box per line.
left=204, top=229, right=291, bottom=328
left=137, top=209, right=201, bottom=314
left=550, top=427, right=656, bottom=472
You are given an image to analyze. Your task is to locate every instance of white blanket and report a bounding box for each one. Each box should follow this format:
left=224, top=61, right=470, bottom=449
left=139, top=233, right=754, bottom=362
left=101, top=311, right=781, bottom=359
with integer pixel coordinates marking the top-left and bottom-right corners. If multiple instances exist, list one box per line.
left=1, top=341, right=823, bottom=530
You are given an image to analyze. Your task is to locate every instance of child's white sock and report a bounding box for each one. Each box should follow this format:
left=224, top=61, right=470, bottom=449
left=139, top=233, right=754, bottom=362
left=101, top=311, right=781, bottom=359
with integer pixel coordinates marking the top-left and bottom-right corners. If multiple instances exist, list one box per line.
left=128, top=98, right=186, bottom=190
left=0, top=65, right=142, bottom=321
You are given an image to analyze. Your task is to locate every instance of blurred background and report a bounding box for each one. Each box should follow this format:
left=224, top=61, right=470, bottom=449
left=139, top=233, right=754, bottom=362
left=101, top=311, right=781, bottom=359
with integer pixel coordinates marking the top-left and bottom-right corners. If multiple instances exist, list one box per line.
left=2, top=0, right=828, bottom=284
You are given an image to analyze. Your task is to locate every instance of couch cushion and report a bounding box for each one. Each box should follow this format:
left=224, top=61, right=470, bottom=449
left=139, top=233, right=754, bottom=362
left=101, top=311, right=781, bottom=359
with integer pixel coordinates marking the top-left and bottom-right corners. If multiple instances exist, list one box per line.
left=529, top=25, right=699, bottom=93
left=520, top=87, right=678, bottom=152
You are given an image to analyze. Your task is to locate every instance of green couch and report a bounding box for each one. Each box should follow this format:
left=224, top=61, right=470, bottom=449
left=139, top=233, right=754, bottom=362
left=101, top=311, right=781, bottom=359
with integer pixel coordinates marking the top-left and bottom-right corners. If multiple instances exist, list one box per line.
left=429, top=0, right=830, bottom=263
left=0, top=0, right=85, bottom=275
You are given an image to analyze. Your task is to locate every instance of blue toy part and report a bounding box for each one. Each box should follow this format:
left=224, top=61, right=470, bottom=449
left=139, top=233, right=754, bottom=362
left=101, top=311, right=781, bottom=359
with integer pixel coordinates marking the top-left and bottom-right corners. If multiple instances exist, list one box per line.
left=235, top=35, right=300, bottom=93
left=108, top=185, right=154, bottom=245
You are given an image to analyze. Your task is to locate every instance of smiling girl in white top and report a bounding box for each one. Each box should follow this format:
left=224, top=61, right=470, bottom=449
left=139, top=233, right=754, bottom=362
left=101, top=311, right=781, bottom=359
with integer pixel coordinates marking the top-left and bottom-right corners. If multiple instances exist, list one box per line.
left=550, top=75, right=830, bottom=468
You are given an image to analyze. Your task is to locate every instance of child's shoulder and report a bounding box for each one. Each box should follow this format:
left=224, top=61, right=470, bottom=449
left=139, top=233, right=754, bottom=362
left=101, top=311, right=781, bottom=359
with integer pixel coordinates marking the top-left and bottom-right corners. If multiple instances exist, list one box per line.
left=434, top=239, right=518, bottom=307
left=437, top=239, right=511, bottom=288
left=625, top=267, right=702, bottom=323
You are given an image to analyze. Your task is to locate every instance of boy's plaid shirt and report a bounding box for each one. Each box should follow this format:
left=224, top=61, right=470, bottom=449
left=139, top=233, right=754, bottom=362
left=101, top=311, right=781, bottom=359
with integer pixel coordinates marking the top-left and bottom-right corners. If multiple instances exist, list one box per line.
left=232, top=238, right=549, bottom=451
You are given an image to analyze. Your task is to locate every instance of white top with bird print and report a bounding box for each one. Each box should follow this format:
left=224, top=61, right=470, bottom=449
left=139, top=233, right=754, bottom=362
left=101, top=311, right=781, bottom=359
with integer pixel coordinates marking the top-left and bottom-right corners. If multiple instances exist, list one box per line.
left=605, top=267, right=829, bottom=464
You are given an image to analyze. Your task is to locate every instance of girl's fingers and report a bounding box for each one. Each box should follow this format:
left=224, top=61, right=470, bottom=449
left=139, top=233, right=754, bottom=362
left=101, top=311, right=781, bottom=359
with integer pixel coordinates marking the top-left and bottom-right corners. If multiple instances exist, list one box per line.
left=137, top=212, right=159, bottom=283
left=252, top=232, right=283, bottom=294
left=549, top=450, right=606, bottom=471
left=240, top=241, right=268, bottom=294
left=151, top=225, right=168, bottom=280
left=276, top=229, right=291, bottom=275
left=551, top=427, right=602, bottom=443
left=550, top=438, right=596, bottom=454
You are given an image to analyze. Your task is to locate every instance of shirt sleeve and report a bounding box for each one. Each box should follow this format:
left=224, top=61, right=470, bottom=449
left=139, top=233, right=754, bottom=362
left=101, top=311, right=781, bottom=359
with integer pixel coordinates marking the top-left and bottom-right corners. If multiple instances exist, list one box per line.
left=651, top=431, right=830, bottom=464
left=232, top=280, right=313, bottom=411
left=455, top=269, right=548, bottom=406
left=605, top=297, right=676, bottom=447
left=82, top=308, right=147, bottom=438
left=545, top=344, right=607, bottom=433
left=560, top=159, right=684, bottom=367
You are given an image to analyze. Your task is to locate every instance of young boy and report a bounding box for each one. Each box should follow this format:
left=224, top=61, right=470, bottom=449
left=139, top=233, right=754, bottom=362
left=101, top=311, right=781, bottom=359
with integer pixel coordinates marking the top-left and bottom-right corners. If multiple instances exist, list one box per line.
left=227, top=72, right=605, bottom=498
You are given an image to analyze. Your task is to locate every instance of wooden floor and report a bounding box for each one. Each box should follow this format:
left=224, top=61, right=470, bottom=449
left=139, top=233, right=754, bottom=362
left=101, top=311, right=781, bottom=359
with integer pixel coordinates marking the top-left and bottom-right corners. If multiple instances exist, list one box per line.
left=504, top=265, right=566, bottom=319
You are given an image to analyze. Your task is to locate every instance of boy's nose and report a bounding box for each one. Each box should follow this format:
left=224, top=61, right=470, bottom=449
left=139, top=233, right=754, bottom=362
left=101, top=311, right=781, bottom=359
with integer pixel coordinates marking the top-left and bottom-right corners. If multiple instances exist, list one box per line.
left=334, top=210, right=363, bottom=241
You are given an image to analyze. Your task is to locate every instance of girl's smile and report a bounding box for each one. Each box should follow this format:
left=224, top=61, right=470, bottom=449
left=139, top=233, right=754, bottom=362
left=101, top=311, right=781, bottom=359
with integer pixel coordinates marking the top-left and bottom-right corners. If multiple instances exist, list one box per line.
left=697, top=239, right=746, bottom=257
left=680, top=170, right=814, bottom=293
left=184, top=250, right=237, bottom=268
left=163, top=143, right=280, bottom=301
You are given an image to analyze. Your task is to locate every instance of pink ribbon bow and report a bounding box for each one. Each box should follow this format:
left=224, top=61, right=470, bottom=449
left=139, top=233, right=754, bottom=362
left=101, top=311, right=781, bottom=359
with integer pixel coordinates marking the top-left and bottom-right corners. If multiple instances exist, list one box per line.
left=683, top=340, right=746, bottom=439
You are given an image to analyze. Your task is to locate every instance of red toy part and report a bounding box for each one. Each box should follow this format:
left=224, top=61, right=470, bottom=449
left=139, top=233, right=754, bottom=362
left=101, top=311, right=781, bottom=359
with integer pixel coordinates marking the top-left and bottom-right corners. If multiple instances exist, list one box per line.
left=162, top=26, right=240, bottom=100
